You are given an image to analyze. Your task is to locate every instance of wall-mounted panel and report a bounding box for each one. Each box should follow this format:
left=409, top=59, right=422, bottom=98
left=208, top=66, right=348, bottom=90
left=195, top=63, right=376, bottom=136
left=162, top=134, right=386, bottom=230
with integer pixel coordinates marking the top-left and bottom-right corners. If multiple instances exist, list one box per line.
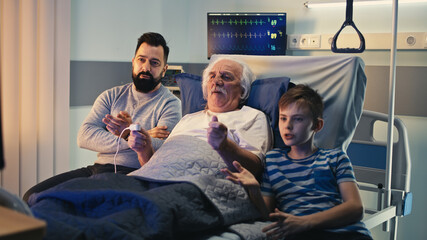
left=70, top=61, right=427, bottom=117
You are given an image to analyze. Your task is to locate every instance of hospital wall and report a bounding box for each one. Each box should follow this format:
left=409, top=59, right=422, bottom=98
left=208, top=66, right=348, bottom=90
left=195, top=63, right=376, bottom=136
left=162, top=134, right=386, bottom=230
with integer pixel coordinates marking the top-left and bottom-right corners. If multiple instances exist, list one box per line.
left=69, top=1, right=427, bottom=239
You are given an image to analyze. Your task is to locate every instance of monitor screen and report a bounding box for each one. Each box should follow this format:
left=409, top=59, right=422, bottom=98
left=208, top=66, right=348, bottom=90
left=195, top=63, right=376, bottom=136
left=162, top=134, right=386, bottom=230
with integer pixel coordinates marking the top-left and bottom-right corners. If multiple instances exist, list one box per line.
left=207, top=12, right=287, bottom=59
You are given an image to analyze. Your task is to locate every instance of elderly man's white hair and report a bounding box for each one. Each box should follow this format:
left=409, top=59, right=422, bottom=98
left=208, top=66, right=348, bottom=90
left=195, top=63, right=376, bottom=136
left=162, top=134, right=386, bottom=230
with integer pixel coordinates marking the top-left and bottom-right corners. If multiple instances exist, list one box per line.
left=202, top=56, right=255, bottom=104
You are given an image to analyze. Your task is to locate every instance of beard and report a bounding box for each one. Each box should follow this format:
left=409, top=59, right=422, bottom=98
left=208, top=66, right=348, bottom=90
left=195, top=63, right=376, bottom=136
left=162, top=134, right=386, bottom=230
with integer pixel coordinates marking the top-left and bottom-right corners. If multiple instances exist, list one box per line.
left=132, top=71, right=162, bottom=93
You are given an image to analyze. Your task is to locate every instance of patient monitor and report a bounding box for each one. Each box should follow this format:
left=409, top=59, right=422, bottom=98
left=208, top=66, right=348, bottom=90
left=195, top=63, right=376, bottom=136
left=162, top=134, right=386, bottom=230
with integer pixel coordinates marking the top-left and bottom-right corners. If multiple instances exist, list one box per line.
left=207, top=12, right=287, bottom=59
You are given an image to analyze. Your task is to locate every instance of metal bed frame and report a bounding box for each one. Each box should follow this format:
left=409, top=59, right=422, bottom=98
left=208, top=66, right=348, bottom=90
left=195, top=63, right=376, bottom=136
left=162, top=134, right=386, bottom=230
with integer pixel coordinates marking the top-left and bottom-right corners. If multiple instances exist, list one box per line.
left=348, top=110, right=412, bottom=240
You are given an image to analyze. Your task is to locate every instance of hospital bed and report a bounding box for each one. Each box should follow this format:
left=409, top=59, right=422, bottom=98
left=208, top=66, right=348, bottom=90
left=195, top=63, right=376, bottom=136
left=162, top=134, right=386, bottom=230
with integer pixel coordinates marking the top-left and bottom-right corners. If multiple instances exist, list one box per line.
left=1, top=54, right=411, bottom=240
left=194, top=54, right=412, bottom=239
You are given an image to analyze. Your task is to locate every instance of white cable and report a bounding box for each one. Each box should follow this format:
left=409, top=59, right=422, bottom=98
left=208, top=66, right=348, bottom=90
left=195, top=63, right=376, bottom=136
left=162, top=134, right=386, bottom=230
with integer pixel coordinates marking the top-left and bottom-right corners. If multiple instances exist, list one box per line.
left=113, top=123, right=141, bottom=174
left=113, top=128, right=129, bottom=174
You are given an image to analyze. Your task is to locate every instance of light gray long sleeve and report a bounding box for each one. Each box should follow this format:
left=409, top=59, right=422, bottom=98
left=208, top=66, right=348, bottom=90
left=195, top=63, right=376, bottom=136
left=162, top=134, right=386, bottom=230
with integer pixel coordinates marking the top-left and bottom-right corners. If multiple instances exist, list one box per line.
left=77, top=83, right=181, bottom=168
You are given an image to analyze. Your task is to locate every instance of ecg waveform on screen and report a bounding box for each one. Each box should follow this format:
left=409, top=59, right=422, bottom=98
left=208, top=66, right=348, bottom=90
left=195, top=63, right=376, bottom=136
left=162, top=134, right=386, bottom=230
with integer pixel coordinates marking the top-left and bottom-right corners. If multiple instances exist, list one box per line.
left=210, top=44, right=271, bottom=52
left=213, top=32, right=265, bottom=38
left=207, top=13, right=287, bottom=58
left=210, top=18, right=268, bottom=26
left=211, top=31, right=284, bottom=39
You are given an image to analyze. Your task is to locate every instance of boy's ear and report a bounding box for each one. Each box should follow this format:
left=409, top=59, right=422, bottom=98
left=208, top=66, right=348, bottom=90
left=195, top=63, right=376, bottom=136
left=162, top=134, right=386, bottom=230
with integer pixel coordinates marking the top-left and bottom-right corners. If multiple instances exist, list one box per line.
left=313, top=118, right=324, bottom=132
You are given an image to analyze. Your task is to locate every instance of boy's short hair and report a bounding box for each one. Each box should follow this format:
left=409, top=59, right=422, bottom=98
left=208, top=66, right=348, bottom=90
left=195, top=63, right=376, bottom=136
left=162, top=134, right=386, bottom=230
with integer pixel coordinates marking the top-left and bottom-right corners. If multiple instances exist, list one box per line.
left=278, top=84, right=324, bottom=125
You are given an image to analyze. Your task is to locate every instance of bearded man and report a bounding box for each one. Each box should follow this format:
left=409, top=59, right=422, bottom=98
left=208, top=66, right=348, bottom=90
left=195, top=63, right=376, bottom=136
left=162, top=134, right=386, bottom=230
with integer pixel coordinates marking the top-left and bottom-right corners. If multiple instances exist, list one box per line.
left=23, top=32, right=181, bottom=202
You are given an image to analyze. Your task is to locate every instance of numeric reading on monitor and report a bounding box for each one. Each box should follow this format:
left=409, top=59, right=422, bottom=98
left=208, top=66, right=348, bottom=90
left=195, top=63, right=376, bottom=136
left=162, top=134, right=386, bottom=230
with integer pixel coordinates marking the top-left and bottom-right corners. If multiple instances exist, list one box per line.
left=207, top=13, right=287, bottom=58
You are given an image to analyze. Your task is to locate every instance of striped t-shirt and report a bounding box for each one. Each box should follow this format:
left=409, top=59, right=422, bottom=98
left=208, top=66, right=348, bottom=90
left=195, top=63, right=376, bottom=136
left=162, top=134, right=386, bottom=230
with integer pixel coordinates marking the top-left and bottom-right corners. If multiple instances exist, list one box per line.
left=261, top=147, right=371, bottom=237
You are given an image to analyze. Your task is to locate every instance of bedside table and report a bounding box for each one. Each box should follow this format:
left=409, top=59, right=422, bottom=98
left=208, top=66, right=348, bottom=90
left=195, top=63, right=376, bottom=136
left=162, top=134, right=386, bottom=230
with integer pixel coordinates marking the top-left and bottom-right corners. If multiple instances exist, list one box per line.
left=0, top=206, right=46, bottom=240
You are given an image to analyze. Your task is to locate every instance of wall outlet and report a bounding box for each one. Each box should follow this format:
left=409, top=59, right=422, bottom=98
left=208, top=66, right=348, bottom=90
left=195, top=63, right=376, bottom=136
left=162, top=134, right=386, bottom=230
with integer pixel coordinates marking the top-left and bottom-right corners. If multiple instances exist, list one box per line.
left=288, top=34, right=300, bottom=49
left=309, top=34, right=321, bottom=48
left=299, top=34, right=310, bottom=48
left=288, top=32, right=427, bottom=50
left=287, top=34, right=321, bottom=49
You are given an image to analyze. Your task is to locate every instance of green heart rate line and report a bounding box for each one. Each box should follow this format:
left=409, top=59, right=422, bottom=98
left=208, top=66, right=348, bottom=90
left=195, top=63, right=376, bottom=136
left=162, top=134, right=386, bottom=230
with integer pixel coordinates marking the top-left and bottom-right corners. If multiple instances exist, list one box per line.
left=212, top=44, right=276, bottom=52
left=212, top=32, right=267, bottom=39
left=211, top=18, right=267, bottom=26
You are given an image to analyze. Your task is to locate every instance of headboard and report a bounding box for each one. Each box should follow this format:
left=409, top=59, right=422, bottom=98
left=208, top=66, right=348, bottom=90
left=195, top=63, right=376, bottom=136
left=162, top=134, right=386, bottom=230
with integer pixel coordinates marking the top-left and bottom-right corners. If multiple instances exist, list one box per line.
left=176, top=54, right=367, bottom=151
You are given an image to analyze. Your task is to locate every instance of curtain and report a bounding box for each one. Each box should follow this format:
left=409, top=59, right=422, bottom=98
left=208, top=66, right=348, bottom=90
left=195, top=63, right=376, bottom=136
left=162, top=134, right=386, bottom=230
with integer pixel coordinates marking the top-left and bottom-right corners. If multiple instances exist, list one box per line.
left=0, top=0, right=70, bottom=196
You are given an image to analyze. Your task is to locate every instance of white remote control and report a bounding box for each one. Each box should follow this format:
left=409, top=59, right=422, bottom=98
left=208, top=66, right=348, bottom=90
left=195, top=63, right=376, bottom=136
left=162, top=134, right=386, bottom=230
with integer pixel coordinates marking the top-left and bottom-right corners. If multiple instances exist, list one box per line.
left=129, top=123, right=141, bottom=131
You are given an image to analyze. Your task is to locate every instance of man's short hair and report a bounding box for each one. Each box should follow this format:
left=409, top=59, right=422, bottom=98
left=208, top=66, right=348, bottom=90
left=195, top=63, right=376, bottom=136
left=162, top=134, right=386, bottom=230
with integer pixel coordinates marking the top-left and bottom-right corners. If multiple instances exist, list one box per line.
left=201, top=56, right=255, bottom=104
left=135, top=32, right=169, bottom=63
left=279, top=84, right=324, bottom=124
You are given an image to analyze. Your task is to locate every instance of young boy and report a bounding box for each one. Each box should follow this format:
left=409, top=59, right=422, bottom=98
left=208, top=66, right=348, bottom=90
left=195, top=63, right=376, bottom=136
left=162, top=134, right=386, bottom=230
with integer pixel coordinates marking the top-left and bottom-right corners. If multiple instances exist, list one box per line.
left=222, top=85, right=372, bottom=240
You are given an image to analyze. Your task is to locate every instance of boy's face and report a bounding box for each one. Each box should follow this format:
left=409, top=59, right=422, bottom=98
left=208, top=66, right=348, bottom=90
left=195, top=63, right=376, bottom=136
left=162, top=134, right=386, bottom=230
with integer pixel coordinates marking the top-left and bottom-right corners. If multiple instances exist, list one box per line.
left=279, top=102, right=319, bottom=148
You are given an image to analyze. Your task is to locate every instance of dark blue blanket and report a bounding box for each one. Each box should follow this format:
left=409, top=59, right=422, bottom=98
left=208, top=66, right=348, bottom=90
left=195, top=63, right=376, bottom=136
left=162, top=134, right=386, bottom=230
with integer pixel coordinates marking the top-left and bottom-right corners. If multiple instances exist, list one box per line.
left=29, top=173, right=224, bottom=240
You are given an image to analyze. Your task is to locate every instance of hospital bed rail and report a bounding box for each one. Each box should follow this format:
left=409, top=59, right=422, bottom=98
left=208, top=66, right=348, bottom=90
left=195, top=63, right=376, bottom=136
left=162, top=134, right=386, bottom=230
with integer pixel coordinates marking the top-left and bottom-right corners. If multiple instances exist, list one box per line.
left=347, top=110, right=412, bottom=240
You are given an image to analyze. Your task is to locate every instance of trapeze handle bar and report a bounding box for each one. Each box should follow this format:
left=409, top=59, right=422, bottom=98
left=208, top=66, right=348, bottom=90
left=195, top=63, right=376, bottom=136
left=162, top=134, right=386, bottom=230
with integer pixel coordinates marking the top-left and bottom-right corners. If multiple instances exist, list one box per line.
left=331, top=0, right=366, bottom=53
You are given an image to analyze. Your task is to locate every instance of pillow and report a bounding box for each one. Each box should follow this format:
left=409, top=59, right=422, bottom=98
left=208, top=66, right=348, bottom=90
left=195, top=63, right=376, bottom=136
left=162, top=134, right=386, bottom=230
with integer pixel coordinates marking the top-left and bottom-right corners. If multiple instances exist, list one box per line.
left=175, top=73, right=206, bottom=115
left=246, top=77, right=293, bottom=148
left=174, top=73, right=291, bottom=148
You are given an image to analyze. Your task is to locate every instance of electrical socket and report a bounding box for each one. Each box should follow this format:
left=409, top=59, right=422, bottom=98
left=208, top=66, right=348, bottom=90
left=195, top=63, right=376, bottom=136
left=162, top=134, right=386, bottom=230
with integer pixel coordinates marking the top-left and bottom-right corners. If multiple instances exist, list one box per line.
left=288, top=34, right=321, bottom=49
left=309, top=34, right=321, bottom=48
left=288, top=32, right=427, bottom=50
left=299, top=34, right=311, bottom=48
left=288, top=34, right=300, bottom=49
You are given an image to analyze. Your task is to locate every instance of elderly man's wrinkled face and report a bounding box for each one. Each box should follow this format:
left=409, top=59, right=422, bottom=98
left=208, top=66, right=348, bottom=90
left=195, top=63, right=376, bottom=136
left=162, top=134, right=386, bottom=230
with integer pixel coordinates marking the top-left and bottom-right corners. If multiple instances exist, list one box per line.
left=206, top=59, right=243, bottom=113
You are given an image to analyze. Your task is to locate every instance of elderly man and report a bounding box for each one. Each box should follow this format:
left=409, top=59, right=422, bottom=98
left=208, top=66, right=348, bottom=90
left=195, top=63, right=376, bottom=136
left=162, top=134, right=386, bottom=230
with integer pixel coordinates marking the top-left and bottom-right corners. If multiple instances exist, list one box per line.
left=128, top=56, right=272, bottom=178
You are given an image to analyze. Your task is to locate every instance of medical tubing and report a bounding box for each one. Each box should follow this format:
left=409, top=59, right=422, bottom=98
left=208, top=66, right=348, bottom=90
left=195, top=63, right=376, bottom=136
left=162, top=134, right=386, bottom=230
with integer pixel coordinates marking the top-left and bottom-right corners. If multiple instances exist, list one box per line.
left=114, top=127, right=130, bottom=174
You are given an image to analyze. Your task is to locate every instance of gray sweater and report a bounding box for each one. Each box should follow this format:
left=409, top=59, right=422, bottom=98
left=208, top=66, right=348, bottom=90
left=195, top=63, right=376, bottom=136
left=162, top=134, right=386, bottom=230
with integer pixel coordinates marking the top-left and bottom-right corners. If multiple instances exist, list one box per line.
left=77, top=83, right=181, bottom=168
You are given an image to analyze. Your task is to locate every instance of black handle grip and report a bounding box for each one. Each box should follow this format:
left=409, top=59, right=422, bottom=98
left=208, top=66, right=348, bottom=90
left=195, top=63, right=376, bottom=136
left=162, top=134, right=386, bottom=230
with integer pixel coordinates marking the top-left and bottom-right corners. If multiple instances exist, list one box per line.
left=331, top=0, right=365, bottom=54
left=331, top=21, right=366, bottom=53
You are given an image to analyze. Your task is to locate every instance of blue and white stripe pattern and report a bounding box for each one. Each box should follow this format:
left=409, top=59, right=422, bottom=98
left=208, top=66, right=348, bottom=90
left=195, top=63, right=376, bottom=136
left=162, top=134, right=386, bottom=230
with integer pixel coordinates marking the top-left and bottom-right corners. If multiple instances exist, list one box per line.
left=261, top=148, right=371, bottom=236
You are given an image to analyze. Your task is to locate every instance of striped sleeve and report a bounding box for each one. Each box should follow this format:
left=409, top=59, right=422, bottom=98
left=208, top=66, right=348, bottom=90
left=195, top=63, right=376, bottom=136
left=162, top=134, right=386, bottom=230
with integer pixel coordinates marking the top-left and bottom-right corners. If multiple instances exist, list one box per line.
left=333, top=149, right=356, bottom=184
left=260, top=149, right=282, bottom=197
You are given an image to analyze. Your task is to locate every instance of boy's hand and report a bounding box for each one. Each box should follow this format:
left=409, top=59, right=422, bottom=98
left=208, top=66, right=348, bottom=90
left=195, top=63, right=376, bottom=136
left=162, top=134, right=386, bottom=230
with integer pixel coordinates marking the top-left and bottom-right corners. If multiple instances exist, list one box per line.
left=262, top=208, right=312, bottom=239
left=221, top=161, right=259, bottom=188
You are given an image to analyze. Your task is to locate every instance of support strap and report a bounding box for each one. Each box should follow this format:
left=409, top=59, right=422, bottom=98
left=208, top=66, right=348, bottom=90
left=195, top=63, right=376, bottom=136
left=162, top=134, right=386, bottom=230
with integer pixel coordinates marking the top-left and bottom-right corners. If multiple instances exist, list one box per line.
left=331, top=0, right=366, bottom=53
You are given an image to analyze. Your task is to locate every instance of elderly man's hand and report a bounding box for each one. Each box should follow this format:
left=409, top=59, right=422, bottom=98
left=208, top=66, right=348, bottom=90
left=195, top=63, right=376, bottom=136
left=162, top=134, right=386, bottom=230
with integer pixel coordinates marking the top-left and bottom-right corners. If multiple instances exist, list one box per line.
left=207, top=116, right=228, bottom=150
